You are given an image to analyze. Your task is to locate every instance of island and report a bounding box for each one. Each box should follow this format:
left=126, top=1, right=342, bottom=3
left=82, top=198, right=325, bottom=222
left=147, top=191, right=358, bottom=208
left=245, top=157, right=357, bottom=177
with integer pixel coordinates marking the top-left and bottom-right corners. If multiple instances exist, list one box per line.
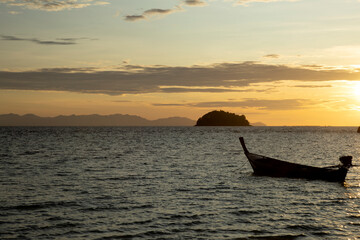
left=195, top=110, right=251, bottom=126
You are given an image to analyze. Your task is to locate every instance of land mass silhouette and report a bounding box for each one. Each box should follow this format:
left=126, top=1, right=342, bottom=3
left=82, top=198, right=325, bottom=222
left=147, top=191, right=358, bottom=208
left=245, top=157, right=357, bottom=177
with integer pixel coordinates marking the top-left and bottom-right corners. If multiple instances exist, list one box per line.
left=0, top=113, right=196, bottom=126
left=195, top=110, right=251, bottom=126
left=252, top=122, right=267, bottom=126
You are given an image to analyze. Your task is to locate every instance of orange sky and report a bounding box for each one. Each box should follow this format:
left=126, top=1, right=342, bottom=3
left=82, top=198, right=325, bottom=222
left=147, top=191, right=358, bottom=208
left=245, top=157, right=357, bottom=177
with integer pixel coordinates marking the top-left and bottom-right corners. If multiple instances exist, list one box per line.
left=1, top=0, right=360, bottom=125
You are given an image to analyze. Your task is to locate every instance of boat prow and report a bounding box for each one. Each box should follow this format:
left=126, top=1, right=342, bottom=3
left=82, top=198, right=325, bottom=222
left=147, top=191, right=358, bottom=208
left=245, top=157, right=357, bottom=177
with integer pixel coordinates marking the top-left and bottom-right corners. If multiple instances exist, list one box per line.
left=239, top=137, right=352, bottom=183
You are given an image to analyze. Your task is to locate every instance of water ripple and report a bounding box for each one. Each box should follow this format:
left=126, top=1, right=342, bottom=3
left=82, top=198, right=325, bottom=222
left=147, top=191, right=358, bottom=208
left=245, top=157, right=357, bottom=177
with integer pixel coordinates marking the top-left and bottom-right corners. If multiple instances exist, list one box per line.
left=0, top=126, right=359, bottom=239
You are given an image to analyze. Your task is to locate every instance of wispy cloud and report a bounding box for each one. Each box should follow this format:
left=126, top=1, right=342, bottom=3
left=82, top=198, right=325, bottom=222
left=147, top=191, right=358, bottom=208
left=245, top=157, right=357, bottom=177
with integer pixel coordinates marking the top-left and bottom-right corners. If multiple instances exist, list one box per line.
left=263, top=54, right=280, bottom=59
left=0, top=35, right=96, bottom=45
left=8, top=10, right=21, bottom=14
left=0, top=0, right=109, bottom=12
left=158, top=87, right=272, bottom=93
left=144, top=8, right=176, bottom=16
left=235, top=0, right=298, bottom=6
left=194, top=99, right=312, bottom=110
left=0, top=62, right=359, bottom=95
left=124, top=15, right=145, bottom=22
left=124, top=0, right=207, bottom=22
left=154, top=98, right=313, bottom=110
left=125, top=6, right=183, bottom=22
left=293, top=84, right=332, bottom=88
left=183, top=0, right=207, bottom=7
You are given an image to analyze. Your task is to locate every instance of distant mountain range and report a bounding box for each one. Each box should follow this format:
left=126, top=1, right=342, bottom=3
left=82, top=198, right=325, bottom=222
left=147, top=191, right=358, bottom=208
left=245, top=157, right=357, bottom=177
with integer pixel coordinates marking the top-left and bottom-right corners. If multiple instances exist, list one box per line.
left=0, top=113, right=196, bottom=126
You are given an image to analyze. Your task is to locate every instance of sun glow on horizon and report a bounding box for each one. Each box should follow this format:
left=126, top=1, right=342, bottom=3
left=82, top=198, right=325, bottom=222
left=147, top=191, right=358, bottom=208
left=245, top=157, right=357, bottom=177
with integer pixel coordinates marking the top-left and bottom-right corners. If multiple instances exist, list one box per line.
left=352, top=81, right=360, bottom=97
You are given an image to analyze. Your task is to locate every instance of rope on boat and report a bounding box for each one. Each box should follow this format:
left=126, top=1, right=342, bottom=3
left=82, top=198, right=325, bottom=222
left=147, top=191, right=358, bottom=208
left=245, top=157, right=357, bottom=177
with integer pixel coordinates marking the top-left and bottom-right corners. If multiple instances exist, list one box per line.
left=238, top=153, right=249, bottom=172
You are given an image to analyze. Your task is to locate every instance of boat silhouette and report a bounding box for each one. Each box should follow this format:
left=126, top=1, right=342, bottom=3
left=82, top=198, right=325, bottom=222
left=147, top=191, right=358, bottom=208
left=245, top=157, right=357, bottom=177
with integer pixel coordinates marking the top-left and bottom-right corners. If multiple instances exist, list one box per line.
left=239, top=137, right=352, bottom=183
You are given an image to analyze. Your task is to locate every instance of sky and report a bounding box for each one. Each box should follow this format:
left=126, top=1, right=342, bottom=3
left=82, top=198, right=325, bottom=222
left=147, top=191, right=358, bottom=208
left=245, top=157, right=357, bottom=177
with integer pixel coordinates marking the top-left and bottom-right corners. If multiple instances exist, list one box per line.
left=1, top=0, right=360, bottom=126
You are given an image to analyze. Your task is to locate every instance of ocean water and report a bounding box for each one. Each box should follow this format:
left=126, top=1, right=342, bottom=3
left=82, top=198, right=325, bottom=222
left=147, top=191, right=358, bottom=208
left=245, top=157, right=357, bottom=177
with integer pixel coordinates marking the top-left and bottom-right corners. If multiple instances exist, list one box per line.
left=0, top=126, right=359, bottom=239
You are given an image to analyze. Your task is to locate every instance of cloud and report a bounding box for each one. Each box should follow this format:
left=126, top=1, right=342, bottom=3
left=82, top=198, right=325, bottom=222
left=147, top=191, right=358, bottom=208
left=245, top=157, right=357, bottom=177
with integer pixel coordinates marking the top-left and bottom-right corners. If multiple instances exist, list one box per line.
left=263, top=54, right=280, bottom=59
left=123, top=1, right=205, bottom=22
left=0, top=0, right=109, bottom=12
left=293, top=84, right=332, bottom=88
left=0, top=62, right=359, bottom=95
left=183, top=0, right=207, bottom=6
left=191, top=99, right=310, bottom=110
left=0, top=35, right=96, bottom=45
left=154, top=99, right=312, bottom=110
left=8, top=10, right=21, bottom=14
left=125, top=6, right=183, bottom=22
left=158, top=87, right=271, bottom=93
left=124, top=15, right=145, bottom=22
left=144, top=8, right=174, bottom=16
left=235, top=0, right=298, bottom=6
left=152, top=103, right=187, bottom=107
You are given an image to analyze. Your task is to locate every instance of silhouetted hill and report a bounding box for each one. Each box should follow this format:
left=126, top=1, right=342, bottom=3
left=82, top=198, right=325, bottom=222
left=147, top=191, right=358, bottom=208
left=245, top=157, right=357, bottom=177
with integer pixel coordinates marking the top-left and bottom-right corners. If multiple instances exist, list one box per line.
left=251, top=122, right=267, bottom=126
left=195, top=110, right=250, bottom=126
left=0, top=114, right=195, bottom=126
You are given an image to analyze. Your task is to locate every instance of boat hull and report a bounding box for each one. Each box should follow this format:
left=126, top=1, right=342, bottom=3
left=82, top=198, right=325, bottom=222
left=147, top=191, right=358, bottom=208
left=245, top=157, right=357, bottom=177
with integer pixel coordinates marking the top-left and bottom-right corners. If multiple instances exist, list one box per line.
left=246, top=152, right=348, bottom=182
left=239, top=137, right=349, bottom=183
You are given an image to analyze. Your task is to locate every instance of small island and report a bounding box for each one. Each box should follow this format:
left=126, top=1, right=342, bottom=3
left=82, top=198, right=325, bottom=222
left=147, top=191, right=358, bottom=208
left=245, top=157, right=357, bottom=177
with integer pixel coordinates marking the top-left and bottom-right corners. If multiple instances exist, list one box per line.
left=195, top=110, right=251, bottom=126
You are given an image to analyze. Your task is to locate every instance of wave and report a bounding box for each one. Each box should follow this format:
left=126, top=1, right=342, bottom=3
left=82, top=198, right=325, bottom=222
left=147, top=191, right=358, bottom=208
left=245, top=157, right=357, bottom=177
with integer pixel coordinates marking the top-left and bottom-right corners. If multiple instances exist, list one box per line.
left=247, top=233, right=306, bottom=239
left=18, top=150, right=42, bottom=156
left=0, top=200, right=80, bottom=211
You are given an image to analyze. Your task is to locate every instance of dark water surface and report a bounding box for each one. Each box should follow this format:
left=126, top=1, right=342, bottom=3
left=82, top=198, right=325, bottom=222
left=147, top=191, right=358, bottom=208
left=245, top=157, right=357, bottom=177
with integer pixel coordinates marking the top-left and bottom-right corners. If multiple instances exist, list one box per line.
left=0, top=127, right=359, bottom=239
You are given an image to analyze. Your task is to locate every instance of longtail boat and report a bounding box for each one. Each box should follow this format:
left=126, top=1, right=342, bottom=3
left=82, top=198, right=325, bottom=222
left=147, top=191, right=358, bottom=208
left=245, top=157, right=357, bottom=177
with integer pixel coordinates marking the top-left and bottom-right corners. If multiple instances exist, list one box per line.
left=239, top=137, right=353, bottom=182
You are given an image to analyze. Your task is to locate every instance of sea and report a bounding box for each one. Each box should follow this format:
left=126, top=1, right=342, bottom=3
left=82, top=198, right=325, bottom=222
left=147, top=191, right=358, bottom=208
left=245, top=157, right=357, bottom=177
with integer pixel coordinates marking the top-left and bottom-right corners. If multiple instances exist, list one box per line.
left=0, top=126, right=359, bottom=240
